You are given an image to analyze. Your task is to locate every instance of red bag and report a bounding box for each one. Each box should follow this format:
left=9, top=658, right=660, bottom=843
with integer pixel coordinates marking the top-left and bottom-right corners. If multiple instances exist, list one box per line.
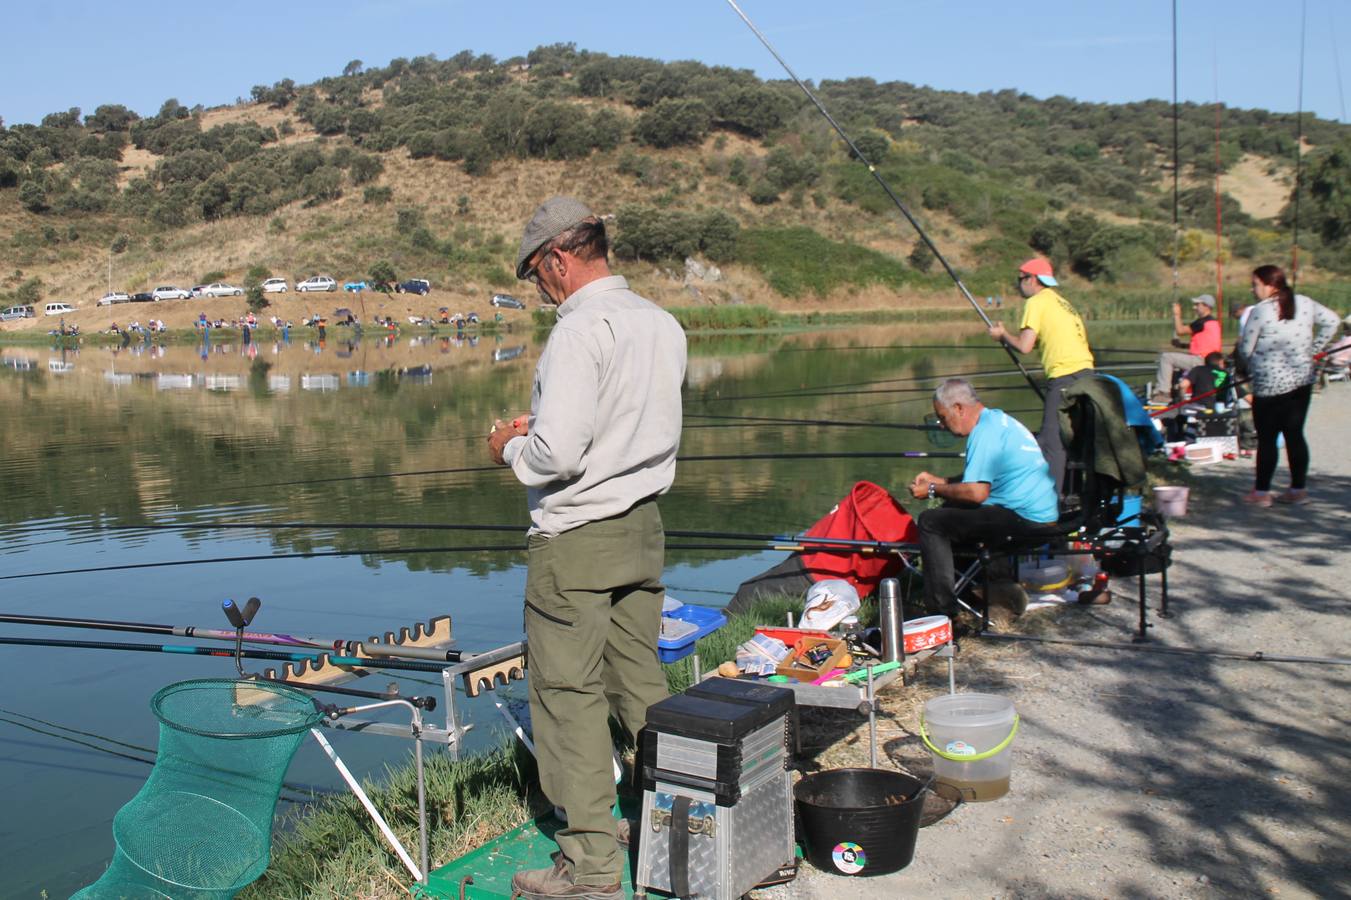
left=799, top=481, right=917, bottom=598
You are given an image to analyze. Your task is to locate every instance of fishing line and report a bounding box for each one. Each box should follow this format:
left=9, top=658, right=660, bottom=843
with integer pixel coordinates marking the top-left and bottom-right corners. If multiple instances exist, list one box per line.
left=685, top=413, right=939, bottom=431
left=0, top=705, right=156, bottom=757
left=691, top=362, right=1155, bottom=405
left=254, top=463, right=504, bottom=489
left=1171, top=0, right=1181, bottom=307
left=985, top=632, right=1351, bottom=667
left=1291, top=0, right=1308, bottom=284
left=688, top=364, right=1040, bottom=403
left=693, top=381, right=1029, bottom=405
left=0, top=713, right=156, bottom=767
left=0, top=710, right=322, bottom=802
left=723, top=0, right=1045, bottom=401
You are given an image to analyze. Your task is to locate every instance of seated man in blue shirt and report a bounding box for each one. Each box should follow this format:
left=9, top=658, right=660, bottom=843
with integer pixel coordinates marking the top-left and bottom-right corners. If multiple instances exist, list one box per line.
left=908, top=379, right=1060, bottom=617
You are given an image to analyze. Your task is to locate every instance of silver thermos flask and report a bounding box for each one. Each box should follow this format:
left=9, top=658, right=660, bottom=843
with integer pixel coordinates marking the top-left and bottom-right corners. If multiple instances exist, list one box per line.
left=879, top=577, right=902, bottom=663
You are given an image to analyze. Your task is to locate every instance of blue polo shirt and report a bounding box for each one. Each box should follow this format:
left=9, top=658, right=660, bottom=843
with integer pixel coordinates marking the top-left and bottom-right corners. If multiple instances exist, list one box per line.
left=962, top=408, right=1059, bottom=523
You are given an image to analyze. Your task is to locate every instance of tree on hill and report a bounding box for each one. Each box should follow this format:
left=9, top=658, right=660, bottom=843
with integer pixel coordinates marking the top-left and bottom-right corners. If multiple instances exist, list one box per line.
left=1308, top=140, right=1351, bottom=246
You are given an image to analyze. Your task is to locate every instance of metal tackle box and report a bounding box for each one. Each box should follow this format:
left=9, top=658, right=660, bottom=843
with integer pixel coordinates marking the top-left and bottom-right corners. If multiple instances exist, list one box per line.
left=635, top=680, right=795, bottom=899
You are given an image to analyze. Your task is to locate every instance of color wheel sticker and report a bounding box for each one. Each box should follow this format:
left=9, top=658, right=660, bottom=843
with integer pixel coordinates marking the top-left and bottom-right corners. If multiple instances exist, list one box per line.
left=832, top=841, right=867, bottom=874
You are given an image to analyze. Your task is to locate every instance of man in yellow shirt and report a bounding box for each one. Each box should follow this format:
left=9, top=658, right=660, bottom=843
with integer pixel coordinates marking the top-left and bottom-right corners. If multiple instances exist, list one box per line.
left=987, top=257, right=1095, bottom=495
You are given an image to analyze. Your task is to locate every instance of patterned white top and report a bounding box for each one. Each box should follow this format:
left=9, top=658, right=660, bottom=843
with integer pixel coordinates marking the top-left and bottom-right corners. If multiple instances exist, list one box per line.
left=1238, top=294, right=1340, bottom=397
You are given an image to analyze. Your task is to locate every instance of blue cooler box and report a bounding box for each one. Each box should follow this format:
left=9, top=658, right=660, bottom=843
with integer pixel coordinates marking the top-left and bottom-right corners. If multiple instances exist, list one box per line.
left=658, top=604, right=727, bottom=663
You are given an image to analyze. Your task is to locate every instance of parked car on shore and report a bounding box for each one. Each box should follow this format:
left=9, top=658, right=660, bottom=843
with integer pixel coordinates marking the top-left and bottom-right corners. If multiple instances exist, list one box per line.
left=297, top=276, right=337, bottom=292
left=45, top=302, right=77, bottom=316
left=201, top=283, right=244, bottom=297
left=97, top=292, right=131, bottom=306
left=1, top=305, right=35, bottom=321
left=490, top=293, right=526, bottom=310
left=189, top=285, right=207, bottom=298
left=151, top=286, right=191, bottom=301
left=396, top=278, right=431, bottom=295
left=261, top=278, right=289, bottom=294
left=130, top=292, right=155, bottom=303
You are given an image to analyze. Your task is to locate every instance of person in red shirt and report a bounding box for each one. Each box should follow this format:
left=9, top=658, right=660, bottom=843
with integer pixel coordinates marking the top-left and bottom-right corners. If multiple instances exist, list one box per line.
left=1151, top=294, right=1222, bottom=403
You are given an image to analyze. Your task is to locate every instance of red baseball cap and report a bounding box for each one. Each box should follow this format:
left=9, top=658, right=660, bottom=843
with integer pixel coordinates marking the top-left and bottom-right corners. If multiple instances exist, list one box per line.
left=1018, top=257, right=1058, bottom=287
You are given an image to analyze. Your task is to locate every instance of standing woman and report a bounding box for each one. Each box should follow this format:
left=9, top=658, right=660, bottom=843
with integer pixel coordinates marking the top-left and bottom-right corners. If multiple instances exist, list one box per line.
left=1238, top=265, right=1340, bottom=506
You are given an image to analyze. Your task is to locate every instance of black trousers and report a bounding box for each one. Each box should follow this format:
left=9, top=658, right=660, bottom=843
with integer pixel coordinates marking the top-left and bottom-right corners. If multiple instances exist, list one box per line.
left=917, top=505, right=1057, bottom=615
left=1039, top=369, right=1093, bottom=496
left=1252, top=384, right=1313, bottom=491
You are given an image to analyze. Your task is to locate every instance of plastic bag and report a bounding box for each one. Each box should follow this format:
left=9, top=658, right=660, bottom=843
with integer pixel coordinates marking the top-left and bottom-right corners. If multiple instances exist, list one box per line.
left=799, top=579, right=860, bottom=632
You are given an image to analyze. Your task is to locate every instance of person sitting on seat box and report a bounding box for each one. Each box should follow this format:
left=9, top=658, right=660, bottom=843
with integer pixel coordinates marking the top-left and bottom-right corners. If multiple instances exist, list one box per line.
left=1179, top=351, right=1230, bottom=404
left=1152, top=294, right=1222, bottom=403
left=908, top=378, right=1059, bottom=618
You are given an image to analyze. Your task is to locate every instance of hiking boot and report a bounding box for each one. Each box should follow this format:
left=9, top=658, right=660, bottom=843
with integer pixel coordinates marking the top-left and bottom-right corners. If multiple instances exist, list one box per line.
left=510, top=857, right=621, bottom=900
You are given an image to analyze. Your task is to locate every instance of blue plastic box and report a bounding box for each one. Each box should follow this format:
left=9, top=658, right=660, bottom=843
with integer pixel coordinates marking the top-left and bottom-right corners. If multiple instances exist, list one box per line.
left=657, top=604, right=727, bottom=663
left=1117, top=495, right=1143, bottom=527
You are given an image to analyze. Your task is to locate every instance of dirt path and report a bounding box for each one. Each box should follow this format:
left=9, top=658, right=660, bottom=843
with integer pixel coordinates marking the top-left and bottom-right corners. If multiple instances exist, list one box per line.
left=765, top=386, right=1351, bottom=899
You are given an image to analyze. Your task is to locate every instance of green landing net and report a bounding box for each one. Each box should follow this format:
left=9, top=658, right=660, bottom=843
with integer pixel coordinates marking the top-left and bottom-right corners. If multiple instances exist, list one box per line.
left=72, top=678, right=322, bottom=899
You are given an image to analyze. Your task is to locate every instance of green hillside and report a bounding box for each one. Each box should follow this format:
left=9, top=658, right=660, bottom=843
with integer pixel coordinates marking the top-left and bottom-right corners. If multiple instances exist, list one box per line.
left=2, top=43, right=1349, bottom=316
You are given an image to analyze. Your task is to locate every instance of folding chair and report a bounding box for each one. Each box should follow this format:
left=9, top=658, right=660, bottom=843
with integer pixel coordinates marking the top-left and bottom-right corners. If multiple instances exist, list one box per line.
left=942, top=383, right=1172, bottom=640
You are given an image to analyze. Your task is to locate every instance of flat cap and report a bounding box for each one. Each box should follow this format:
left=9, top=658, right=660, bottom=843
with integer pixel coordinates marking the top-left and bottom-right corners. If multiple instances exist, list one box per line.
left=515, top=196, right=595, bottom=279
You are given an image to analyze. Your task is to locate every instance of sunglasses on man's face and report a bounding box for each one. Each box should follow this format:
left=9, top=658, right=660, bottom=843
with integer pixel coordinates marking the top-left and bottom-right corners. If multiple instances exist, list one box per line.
left=524, top=248, right=554, bottom=285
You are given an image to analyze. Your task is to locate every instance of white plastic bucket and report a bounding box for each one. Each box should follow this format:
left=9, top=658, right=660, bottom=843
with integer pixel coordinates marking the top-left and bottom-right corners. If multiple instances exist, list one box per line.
left=1019, top=558, right=1070, bottom=593
left=1153, top=486, right=1189, bottom=517
left=920, top=693, right=1018, bottom=802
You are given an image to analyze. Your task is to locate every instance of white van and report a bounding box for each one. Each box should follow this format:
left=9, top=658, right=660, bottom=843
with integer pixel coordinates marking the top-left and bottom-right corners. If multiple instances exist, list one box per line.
left=44, top=302, right=76, bottom=316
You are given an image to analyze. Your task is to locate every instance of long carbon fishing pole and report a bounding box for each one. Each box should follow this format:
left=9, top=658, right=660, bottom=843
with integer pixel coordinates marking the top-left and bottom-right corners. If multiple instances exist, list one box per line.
left=0, top=634, right=457, bottom=673
left=0, top=532, right=916, bottom=581
left=723, top=0, right=1044, bottom=401
left=0, top=612, right=465, bottom=662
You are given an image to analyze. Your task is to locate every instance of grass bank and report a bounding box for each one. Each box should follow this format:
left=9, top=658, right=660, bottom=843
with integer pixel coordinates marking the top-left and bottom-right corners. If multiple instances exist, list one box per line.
left=243, top=595, right=799, bottom=898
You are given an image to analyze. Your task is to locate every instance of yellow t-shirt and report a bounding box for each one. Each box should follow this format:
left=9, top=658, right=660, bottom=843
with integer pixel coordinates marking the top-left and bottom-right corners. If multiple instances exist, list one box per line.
left=1019, top=288, right=1094, bottom=379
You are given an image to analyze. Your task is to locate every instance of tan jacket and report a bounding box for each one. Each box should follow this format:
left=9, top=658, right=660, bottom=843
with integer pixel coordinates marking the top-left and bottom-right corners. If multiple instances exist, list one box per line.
left=505, top=276, right=687, bottom=536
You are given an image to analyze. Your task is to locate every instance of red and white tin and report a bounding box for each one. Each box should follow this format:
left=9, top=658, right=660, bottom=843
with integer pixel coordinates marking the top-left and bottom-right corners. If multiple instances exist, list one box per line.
left=902, top=615, right=952, bottom=653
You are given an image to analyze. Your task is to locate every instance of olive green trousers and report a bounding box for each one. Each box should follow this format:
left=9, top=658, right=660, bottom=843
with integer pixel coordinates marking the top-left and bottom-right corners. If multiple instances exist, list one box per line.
left=524, top=499, right=670, bottom=885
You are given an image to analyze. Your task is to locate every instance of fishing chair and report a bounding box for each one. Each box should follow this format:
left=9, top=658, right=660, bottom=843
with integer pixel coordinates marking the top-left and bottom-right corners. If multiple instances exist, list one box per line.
left=943, top=388, right=1172, bottom=641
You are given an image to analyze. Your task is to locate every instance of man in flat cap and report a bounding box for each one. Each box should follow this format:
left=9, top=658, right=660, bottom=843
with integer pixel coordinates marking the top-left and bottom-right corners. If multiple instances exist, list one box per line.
left=488, top=196, right=687, bottom=899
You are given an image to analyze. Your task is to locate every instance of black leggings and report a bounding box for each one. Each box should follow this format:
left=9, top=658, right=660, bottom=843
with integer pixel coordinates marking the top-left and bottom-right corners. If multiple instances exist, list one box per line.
left=1251, top=384, right=1313, bottom=491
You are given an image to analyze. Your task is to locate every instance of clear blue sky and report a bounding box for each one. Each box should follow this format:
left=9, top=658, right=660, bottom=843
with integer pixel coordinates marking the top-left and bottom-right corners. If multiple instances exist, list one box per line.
left=1, top=0, right=1346, bottom=127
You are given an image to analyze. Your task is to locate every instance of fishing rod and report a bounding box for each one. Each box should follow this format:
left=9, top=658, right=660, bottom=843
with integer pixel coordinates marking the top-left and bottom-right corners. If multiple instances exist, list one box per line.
left=0, top=612, right=466, bottom=662
left=680, top=450, right=962, bottom=463
left=0, top=530, right=921, bottom=581
left=0, top=544, right=526, bottom=581
left=0, top=634, right=457, bottom=675
left=212, top=447, right=969, bottom=493
left=723, top=0, right=1045, bottom=401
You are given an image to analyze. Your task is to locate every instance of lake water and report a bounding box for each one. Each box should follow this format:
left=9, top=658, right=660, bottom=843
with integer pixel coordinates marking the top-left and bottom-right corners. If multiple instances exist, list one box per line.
left=0, top=320, right=1165, bottom=896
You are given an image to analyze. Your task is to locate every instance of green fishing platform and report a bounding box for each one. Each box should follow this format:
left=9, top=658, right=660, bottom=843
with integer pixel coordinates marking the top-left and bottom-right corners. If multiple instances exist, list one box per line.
left=417, top=809, right=636, bottom=900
